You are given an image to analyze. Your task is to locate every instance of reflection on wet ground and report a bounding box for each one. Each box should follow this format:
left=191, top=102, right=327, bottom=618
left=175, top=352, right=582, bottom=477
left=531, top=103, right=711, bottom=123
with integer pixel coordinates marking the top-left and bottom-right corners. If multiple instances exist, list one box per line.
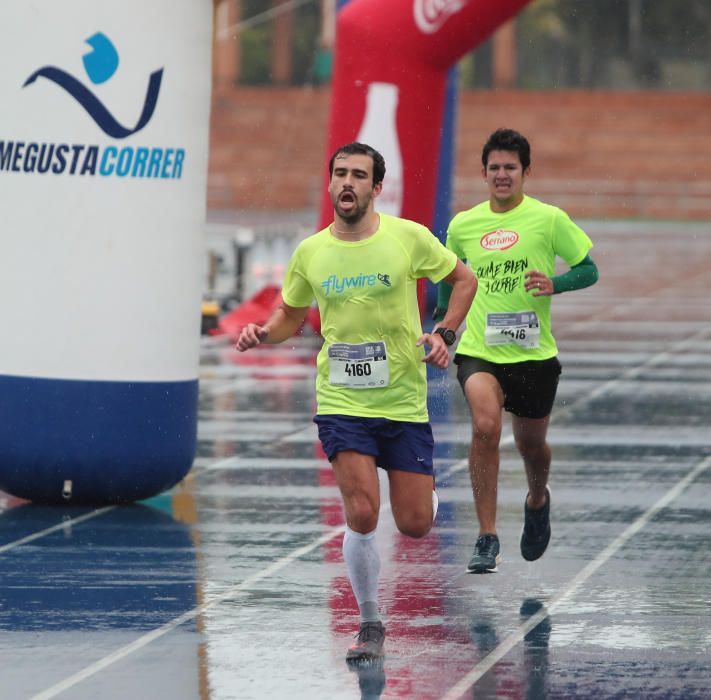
left=1, top=222, right=710, bottom=699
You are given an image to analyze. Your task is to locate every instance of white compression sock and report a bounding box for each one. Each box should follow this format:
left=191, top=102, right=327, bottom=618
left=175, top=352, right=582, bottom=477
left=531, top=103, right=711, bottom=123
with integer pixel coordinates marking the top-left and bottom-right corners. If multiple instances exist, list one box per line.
left=343, top=526, right=381, bottom=623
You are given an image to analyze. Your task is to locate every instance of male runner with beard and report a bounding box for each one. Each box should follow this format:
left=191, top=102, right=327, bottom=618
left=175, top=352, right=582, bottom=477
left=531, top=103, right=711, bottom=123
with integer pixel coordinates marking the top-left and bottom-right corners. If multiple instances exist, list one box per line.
left=237, top=142, right=477, bottom=662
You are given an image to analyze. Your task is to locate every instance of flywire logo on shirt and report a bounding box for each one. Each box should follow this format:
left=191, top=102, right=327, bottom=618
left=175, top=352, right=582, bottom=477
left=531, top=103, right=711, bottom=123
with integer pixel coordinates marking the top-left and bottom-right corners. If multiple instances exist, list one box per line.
left=321, top=273, right=392, bottom=296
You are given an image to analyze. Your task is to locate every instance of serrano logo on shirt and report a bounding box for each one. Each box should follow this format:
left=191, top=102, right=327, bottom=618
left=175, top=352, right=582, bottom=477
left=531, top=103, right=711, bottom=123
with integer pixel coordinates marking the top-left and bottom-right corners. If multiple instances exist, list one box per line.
left=480, top=230, right=519, bottom=251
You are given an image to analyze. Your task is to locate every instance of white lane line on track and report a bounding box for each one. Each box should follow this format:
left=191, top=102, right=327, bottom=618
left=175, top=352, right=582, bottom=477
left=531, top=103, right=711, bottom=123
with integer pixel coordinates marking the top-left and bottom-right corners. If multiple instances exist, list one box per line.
left=29, top=453, right=711, bottom=699
left=441, top=453, right=711, bottom=700
left=28, top=322, right=711, bottom=697
left=0, top=507, right=115, bottom=555
left=28, top=504, right=390, bottom=700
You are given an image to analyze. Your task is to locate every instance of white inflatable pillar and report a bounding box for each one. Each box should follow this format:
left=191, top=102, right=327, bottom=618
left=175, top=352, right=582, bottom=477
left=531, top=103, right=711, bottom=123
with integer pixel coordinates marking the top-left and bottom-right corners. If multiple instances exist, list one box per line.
left=0, top=2, right=212, bottom=503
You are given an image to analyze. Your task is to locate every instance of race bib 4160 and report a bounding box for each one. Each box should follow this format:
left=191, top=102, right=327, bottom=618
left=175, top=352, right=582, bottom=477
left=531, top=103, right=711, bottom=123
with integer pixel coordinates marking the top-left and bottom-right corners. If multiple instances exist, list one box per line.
left=327, top=341, right=389, bottom=389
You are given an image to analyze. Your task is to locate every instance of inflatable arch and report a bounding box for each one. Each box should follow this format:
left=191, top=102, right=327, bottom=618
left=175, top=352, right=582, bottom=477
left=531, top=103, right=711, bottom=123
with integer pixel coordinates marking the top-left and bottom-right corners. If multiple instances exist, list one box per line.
left=320, top=0, right=532, bottom=233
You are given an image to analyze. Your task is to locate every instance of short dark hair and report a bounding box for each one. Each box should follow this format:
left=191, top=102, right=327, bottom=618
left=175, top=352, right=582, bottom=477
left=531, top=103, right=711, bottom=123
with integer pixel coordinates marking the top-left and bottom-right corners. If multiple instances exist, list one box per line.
left=482, top=128, right=531, bottom=171
left=328, top=142, right=386, bottom=186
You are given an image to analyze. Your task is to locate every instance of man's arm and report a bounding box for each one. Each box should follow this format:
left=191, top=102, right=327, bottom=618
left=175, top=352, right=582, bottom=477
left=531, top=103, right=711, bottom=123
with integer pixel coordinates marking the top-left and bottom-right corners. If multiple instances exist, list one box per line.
left=551, top=254, right=599, bottom=294
left=437, top=259, right=476, bottom=331
left=432, top=255, right=469, bottom=323
left=419, top=259, right=476, bottom=368
left=236, top=301, right=310, bottom=351
left=433, top=280, right=452, bottom=323
left=525, top=254, right=599, bottom=297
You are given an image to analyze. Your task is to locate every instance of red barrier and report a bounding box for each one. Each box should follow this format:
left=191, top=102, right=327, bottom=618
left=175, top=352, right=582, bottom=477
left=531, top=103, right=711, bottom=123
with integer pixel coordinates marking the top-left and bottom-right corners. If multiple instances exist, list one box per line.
left=216, top=285, right=321, bottom=340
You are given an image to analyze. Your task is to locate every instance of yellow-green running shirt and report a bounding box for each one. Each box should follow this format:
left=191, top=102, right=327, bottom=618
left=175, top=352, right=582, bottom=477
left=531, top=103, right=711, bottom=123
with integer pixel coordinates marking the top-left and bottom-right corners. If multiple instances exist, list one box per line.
left=282, top=214, right=457, bottom=421
left=447, top=196, right=593, bottom=363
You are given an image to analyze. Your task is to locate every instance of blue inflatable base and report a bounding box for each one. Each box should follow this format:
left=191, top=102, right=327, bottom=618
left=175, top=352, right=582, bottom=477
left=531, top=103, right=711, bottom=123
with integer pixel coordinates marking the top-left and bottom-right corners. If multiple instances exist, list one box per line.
left=0, top=374, right=198, bottom=504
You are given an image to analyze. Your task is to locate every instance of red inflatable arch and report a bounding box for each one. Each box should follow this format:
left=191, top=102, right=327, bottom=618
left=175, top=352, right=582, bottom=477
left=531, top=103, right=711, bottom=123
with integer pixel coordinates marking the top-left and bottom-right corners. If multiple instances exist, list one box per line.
left=319, top=0, right=532, bottom=230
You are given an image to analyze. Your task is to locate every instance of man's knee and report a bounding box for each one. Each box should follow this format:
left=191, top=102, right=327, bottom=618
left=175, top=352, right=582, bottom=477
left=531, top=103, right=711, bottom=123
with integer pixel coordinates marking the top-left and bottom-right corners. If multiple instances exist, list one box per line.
left=397, top=521, right=432, bottom=539
left=515, top=436, right=549, bottom=459
left=394, top=508, right=433, bottom=538
left=346, top=500, right=379, bottom=533
left=473, top=414, right=501, bottom=444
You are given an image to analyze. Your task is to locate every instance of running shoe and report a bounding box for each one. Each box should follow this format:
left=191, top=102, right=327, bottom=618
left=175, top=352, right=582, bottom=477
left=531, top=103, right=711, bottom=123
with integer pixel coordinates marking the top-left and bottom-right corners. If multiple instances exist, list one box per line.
left=466, top=533, right=501, bottom=573
left=346, top=621, right=385, bottom=662
left=520, top=486, right=551, bottom=561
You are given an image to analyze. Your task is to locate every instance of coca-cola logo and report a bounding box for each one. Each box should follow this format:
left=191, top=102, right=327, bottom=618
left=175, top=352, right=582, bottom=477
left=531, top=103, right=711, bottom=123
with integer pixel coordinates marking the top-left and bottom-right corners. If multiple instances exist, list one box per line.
left=480, top=230, right=519, bottom=251
left=413, top=0, right=467, bottom=34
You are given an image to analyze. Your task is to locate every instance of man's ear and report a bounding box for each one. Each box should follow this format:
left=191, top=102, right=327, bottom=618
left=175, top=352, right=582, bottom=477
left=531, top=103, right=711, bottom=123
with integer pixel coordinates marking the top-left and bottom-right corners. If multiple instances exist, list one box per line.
left=372, top=181, right=383, bottom=198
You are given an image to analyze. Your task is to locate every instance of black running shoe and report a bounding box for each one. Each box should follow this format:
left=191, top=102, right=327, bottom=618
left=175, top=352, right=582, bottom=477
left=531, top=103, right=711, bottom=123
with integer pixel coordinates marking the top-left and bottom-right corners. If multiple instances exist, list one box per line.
left=346, top=621, right=385, bottom=662
left=520, top=486, right=551, bottom=561
left=466, top=533, right=501, bottom=573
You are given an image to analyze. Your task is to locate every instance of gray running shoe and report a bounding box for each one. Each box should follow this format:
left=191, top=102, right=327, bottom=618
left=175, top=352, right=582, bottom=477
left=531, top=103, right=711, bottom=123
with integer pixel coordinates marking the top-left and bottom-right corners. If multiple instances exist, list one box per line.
left=466, top=533, right=501, bottom=573
left=520, top=486, right=551, bottom=561
left=346, top=621, right=385, bottom=662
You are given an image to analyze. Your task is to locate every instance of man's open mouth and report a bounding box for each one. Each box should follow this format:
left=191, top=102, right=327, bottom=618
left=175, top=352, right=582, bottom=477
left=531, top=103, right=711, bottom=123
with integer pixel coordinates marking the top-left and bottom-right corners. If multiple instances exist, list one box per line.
left=339, top=191, right=356, bottom=209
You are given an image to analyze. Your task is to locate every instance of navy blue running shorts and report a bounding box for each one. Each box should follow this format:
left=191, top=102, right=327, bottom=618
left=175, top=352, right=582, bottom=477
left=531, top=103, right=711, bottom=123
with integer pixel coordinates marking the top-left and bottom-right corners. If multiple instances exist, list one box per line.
left=313, top=414, right=435, bottom=476
left=454, top=354, right=562, bottom=419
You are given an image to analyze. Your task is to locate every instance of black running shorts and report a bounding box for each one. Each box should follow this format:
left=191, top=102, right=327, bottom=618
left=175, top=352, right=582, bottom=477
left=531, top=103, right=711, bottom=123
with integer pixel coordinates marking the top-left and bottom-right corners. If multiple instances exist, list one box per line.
left=453, top=355, right=562, bottom=419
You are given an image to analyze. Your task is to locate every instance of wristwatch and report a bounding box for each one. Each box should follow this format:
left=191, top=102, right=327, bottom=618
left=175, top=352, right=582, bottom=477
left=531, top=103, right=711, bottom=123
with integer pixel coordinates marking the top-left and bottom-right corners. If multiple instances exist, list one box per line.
left=433, top=327, right=456, bottom=346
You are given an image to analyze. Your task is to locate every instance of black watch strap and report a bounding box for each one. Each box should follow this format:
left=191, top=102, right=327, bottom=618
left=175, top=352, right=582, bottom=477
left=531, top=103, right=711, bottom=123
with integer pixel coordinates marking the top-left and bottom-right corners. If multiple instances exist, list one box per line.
left=433, top=327, right=456, bottom=346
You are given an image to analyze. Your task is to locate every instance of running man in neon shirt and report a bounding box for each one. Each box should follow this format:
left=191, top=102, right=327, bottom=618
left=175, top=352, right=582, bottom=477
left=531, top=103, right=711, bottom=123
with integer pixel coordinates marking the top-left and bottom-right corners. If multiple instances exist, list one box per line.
left=435, top=128, right=599, bottom=574
left=236, top=142, right=477, bottom=661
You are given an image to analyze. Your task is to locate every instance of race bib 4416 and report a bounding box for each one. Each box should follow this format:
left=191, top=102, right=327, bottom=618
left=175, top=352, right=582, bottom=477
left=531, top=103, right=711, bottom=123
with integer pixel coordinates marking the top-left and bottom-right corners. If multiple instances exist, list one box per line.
left=485, top=312, right=540, bottom=348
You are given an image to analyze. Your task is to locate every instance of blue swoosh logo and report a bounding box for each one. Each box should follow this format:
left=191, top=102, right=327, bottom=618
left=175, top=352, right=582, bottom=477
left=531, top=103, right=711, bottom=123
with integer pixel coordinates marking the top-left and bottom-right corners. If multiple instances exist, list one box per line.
left=23, top=33, right=162, bottom=139
left=23, top=66, right=163, bottom=139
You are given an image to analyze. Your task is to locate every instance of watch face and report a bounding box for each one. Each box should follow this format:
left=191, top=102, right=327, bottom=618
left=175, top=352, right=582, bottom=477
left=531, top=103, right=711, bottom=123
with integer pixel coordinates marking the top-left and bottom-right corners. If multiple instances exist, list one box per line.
left=436, top=328, right=456, bottom=346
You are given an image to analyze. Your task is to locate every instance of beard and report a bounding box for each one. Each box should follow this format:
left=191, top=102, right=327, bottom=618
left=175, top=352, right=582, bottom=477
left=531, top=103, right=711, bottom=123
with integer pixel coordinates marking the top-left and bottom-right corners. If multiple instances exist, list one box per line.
left=332, top=189, right=372, bottom=224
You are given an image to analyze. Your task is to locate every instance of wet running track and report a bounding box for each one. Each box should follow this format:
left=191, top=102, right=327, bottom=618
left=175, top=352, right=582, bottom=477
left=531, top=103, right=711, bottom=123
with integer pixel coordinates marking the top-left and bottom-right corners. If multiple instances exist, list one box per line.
left=1, top=221, right=710, bottom=699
